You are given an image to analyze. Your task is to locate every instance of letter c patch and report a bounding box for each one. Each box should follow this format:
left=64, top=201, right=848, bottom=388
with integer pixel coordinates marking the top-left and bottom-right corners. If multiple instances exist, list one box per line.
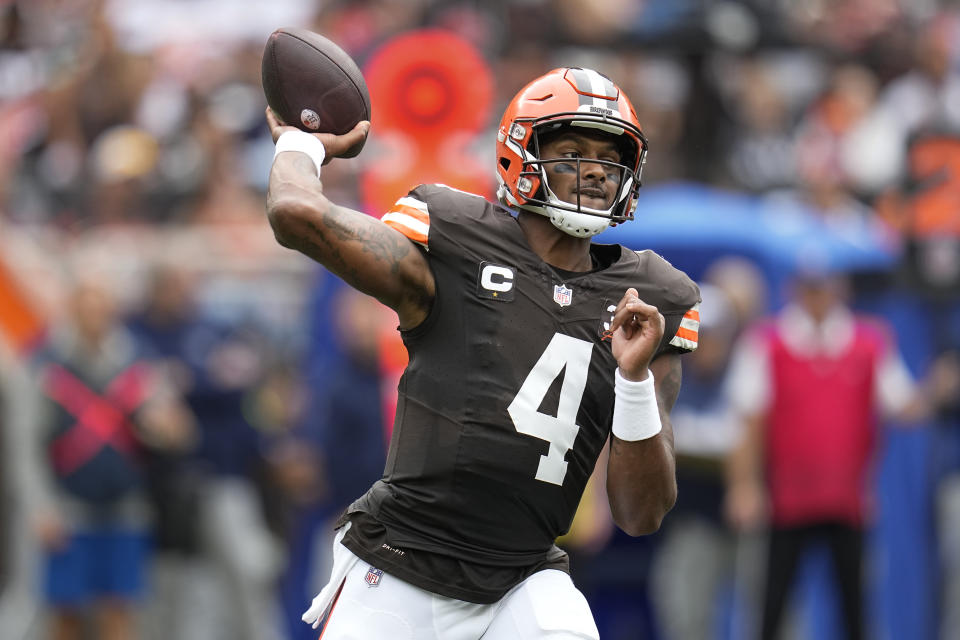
left=477, top=262, right=515, bottom=301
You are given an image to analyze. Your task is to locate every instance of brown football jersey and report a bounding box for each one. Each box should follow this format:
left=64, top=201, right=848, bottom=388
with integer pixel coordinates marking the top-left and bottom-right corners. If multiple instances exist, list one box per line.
left=340, top=184, right=700, bottom=603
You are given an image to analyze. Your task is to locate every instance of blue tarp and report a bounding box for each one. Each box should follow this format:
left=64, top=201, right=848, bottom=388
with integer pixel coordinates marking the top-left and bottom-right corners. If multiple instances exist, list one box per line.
left=596, top=182, right=898, bottom=306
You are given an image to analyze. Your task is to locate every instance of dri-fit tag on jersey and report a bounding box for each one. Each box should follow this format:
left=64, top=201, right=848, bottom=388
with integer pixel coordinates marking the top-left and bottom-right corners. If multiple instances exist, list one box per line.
left=477, top=262, right=515, bottom=301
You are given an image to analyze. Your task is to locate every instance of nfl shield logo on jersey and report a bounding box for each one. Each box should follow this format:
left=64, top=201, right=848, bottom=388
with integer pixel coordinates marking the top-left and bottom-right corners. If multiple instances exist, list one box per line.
left=553, top=284, right=573, bottom=307
left=364, top=566, right=383, bottom=587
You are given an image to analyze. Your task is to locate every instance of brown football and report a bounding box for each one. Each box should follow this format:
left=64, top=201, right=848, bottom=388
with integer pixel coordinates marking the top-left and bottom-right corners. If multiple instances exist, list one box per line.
left=261, top=27, right=371, bottom=157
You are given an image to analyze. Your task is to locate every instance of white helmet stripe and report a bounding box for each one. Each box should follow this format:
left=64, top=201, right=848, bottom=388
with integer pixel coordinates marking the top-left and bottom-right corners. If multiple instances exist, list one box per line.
left=569, top=68, right=619, bottom=112
left=585, top=68, right=617, bottom=109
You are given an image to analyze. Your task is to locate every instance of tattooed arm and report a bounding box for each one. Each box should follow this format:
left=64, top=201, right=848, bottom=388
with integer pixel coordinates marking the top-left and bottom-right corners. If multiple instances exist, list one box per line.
left=605, top=352, right=681, bottom=535
left=265, top=110, right=434, bottom=329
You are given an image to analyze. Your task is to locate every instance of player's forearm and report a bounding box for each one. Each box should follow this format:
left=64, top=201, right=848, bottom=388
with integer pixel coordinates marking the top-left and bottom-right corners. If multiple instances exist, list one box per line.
left=266, top=155, right=429, bottom=317
left=607, top=423, right=676, bottom=536
left=605, top=354, right=680, bottom=535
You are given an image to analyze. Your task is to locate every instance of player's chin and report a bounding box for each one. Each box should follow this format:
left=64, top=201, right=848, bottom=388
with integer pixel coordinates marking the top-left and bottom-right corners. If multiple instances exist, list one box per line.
left=579, top=196, right=611, bottom=210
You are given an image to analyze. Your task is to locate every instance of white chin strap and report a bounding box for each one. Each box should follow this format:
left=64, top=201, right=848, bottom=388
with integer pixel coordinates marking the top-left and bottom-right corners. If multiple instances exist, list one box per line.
left=545, top=204, right=611, bottom=238
left=499, top=180, right=611, bottom=238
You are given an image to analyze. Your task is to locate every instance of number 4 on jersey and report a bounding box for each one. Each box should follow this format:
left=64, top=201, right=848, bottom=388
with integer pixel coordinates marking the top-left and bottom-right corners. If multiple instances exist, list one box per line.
left=507, top=333, right=594, bottom=485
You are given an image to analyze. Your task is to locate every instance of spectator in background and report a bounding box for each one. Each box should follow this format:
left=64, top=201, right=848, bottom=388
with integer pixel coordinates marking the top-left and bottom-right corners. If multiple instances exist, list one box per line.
left=791, top=63, right=881, bottom=197
left=650, top=257, right=767, bottom=640
left=126, top=265, right=208, bottom=559
left=126, top=264, right=212, bottom=639
left=127, top=263, right=286, bottom=640
left=721, top=59, right=798, bottom=193
left=757, top=64, right=880, bottom=230
left=7, top=274, right=194, bottom=640
left=877, top=11, right=960, bottom=156
left=724, top=268, right=958, bottom=640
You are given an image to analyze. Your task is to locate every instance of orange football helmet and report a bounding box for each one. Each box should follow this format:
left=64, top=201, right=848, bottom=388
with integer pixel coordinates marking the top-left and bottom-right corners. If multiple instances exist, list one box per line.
left=495, top=67, right=648, bottom=237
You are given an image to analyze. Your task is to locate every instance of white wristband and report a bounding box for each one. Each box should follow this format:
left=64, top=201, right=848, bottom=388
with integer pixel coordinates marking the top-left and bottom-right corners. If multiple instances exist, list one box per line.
left=274, top=130, right=326, bottom=178
left=611, top=368, right=662, bottom=441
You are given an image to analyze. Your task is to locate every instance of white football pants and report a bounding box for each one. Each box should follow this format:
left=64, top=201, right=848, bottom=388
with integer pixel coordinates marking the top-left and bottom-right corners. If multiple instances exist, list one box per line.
left=302, top=525, right=599, bottom=639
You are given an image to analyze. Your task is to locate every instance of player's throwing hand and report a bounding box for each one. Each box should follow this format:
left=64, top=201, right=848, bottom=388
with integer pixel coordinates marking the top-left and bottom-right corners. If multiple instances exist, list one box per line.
left=265, top=108, right=370, bottom=163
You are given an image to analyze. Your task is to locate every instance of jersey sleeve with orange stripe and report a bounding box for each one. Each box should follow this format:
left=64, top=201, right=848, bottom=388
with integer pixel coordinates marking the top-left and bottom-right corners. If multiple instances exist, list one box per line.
left=632, top=249, right=701, bottom=356
left=669, top=302, right=700, bottom=352
left=381, top=193, right=431, bottom=249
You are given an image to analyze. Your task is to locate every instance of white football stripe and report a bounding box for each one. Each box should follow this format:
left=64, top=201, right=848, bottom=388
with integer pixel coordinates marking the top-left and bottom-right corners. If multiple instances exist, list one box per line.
left=669, top=335, right=698, bottom=351
left=584, top=69, right=607, bottom=109
left=382, top=212, right=429, bottom=238
left=395, top=196, right=429, bottom=214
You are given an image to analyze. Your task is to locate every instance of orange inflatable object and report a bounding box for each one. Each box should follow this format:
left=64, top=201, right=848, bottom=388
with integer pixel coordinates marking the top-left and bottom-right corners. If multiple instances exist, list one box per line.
left=360, top=29, right=495, bottom=216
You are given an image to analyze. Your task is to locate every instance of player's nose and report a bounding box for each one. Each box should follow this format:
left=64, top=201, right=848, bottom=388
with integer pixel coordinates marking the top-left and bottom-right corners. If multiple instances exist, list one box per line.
left=579, top=157, right=606, bottom=180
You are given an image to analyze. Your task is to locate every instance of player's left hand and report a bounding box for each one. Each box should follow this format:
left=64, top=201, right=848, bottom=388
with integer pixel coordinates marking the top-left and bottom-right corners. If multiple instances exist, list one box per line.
left=609, top=287, right=664, bottom=381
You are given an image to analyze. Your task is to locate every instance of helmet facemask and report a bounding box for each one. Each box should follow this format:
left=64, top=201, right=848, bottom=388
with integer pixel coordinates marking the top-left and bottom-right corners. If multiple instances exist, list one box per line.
left=501, top=114, right=647, bottom=238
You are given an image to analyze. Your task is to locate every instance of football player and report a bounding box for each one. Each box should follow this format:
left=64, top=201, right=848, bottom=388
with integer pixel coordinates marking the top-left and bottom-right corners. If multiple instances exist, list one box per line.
left=265, top=67, right=700, bottom=639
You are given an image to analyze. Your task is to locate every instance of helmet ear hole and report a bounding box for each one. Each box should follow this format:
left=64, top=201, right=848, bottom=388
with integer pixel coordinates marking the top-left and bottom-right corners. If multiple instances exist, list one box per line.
left=499, top=157, right=511, bottom=171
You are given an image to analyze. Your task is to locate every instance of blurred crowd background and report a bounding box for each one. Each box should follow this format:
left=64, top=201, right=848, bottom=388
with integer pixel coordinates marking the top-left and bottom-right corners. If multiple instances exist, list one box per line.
left=1, top=1, right=959, bottom=639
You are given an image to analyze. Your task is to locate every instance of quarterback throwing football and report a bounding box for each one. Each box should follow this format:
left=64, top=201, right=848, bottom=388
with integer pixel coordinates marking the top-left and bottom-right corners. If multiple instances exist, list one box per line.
left=266, top=67, right=701, bottom=639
